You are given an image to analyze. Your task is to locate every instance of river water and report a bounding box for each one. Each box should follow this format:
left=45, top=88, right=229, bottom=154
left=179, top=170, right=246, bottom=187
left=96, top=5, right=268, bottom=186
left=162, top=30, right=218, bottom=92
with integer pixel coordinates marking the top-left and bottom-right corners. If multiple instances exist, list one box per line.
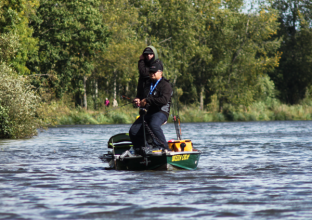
left=1, top=121, right=312, bottom=219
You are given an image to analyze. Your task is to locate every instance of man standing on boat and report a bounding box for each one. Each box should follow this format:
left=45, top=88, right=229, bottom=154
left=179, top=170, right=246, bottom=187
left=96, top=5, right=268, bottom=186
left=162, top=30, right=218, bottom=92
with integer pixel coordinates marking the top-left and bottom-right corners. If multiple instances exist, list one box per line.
left=137, top=46, right=163, bottom=96
left=130, top=60, right=172, bottom=155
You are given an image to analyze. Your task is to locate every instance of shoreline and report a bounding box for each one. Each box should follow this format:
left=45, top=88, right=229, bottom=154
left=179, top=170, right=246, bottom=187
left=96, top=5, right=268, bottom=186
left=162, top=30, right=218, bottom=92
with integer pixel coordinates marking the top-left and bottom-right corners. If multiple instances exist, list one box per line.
left=46, top=103, right=312, bottom=126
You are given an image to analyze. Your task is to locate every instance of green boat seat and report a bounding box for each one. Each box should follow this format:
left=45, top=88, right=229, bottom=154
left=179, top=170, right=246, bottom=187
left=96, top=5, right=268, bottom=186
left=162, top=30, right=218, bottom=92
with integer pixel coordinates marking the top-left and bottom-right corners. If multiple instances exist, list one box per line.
left=107, top=133, right=132, bottom=149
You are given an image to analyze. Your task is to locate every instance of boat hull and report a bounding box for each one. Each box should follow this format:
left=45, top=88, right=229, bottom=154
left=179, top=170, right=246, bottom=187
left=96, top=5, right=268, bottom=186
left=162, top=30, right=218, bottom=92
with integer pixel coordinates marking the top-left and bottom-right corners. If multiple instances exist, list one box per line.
left=101, top=133, right=202, bottom=171
left=108, top=151, right=201, bottom=171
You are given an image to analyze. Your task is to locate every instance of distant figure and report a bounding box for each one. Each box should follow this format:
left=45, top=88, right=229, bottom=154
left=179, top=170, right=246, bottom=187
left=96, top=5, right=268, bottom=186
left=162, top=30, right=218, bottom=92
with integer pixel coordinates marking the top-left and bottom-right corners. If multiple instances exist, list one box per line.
left=105, top=98, right=110, bottom=107
left=113, top=99, right=118, bottom=107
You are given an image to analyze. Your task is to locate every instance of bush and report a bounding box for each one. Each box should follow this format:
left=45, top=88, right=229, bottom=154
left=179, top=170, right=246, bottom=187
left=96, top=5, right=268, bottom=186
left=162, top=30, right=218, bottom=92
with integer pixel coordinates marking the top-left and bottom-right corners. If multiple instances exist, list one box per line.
left=0, top=105, right=14, bottom=137
left=213, top=112, right=225, bottom=122
left=106, top=111, right=132, bottom=124
left=0, top=64, right=43, bottom=138
left=44, top=95, right=312, bottom=126
left=57, top=111, right=99, bottom=125
left=95, top=114, right=110, bottom=124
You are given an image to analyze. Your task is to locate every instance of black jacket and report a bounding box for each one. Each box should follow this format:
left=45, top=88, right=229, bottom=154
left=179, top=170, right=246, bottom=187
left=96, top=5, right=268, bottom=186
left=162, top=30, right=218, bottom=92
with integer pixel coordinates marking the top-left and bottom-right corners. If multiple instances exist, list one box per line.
left=136, top=77, right=172, bottom=118
left=137, top=46, right=160, bottom=97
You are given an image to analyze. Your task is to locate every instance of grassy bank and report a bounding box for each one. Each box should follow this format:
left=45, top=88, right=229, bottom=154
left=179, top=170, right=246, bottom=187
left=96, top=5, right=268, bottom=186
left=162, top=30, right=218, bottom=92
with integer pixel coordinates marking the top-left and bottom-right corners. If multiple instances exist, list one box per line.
left=43, top=100, right=312, bottom=126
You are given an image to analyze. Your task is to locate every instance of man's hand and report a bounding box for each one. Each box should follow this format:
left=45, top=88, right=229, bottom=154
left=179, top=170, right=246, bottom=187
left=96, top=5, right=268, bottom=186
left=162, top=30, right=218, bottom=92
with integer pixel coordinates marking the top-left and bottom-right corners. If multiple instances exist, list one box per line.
left=140, top=99, right=147, bottom=107
left=133, top=98, right=140, bottom=107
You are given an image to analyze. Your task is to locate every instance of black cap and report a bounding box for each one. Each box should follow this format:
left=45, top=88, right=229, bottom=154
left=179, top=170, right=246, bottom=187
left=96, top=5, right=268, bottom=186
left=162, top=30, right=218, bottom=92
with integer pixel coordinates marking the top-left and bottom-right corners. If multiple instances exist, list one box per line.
left=149, top=61, right=163, bottom=72
left=143, top=47, right=154, bottom=54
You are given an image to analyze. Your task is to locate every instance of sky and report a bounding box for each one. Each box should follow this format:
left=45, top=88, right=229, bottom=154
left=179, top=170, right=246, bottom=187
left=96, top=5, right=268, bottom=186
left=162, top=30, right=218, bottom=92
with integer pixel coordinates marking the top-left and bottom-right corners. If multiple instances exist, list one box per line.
left=242, top=0, right=260, bottom=13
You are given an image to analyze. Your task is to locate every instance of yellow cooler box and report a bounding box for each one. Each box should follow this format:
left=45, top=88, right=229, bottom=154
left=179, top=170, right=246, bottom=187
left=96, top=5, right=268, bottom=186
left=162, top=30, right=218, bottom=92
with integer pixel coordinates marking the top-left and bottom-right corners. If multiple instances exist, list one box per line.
left=168, top=139, right=193, bottom=152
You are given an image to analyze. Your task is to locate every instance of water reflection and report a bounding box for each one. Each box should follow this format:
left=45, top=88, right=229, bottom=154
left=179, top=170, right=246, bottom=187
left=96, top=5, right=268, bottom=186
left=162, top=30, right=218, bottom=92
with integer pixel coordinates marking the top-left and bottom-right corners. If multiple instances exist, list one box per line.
left=1, top=121, right=312, bottom=219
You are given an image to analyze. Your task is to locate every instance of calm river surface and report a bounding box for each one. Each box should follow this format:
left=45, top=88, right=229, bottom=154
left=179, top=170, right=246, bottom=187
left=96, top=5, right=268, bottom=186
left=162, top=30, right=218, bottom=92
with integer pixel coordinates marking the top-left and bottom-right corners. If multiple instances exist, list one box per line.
left=1, top=121, right=312, bottom=219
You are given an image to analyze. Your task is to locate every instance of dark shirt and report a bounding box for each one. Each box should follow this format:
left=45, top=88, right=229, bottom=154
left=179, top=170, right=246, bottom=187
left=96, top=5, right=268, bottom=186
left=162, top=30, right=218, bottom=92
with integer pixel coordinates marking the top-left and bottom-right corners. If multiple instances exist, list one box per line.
left=137, top=59, right=164, bottom=99
left=137, top=59, right=150, bottom=97
left=137, top=77, right=172, bottom=118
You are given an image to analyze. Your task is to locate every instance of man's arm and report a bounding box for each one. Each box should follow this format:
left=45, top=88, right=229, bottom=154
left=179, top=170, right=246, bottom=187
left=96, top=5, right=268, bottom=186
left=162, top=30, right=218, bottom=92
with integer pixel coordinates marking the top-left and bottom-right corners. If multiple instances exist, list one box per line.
left=138, top=59, right=149, bottom=79
left=136, top=57, right=149, bottom=100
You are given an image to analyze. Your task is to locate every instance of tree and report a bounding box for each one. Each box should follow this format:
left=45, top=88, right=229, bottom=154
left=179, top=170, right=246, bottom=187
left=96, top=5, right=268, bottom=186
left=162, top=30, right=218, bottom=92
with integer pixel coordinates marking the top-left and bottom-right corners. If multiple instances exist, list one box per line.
left=97, top=0, right=144, bottom=101
left=131, top=0, right=281, bottom=112
left=0, top=64, right=43, bottom=138
left=271, top=0, right=312, bottom=104
left=0, top=31, right=43, bottom=138
left=132, top=0, right=206, bottom=106
left=29, top=0, right=110, bottom=107
left=0, top=0, right=39, bottom=75
left=200, top=1, right=281, bottom=111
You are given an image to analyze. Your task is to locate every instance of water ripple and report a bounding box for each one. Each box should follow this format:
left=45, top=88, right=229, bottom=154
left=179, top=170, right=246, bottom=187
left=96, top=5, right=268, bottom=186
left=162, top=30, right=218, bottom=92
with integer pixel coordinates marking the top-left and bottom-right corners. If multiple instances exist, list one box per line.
left=1, top=121, right=312, bottom=219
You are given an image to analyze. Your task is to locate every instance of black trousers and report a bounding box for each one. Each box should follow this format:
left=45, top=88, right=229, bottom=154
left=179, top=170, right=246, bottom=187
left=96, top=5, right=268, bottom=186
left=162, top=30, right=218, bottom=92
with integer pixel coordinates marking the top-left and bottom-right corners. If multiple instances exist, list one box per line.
left=129, top=111, right=169, bottom=150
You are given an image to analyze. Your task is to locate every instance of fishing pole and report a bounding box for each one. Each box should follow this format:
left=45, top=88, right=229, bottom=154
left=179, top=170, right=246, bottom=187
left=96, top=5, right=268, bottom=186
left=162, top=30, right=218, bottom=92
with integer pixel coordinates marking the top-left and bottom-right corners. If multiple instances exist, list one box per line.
left=107, top=102, right=133, bottom=111
left=172, top=83, right=182, bottom=140
left=120, top=95, right=132, bottom=101
left=104, top=96, right=136, bottom=112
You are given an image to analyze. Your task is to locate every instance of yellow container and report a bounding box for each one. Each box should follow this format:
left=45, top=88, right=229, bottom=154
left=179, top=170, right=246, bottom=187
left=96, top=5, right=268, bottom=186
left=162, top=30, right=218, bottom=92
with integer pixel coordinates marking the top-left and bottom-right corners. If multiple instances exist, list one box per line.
left=168, top=139, right=193, bottom=152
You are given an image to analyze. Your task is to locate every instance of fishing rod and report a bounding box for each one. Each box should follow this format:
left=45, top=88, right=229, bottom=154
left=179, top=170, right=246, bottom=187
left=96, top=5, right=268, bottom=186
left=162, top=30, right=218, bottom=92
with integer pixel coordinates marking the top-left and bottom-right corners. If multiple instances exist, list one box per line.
left=120, top=95, right=132, bottom=102
left=172, top=83, right=182, bottom=140
left=104, top=96, right=136, bottom=112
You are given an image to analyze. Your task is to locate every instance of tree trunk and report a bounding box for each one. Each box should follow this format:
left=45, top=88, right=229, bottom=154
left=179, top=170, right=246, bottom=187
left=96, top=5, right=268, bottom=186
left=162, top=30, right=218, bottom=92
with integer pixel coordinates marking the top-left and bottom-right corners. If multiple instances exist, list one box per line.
left=219, top=96, right=223, bottom=112
left=94, top=79, right=98, bottom=110
left=200, top=86, right=204, bottom=111
left=114, top=72, right=117, bottom=100
left=83, top=76, right=87, bottom=110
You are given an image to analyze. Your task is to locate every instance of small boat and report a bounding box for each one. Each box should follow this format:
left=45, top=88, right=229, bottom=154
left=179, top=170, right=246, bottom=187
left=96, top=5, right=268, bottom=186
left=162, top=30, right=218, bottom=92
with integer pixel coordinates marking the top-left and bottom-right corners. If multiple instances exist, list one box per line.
left=100, top=132, right=202, bottom=171
left=100, top=103, right=201, bottom=171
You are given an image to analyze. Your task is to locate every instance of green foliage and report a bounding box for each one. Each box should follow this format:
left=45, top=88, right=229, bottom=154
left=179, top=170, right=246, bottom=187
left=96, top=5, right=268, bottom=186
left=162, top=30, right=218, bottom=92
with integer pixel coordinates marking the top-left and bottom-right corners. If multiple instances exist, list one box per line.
left=0, top=33, right=20, bottom=63
left=134, top=0, right=206, bottom=81
left=0, top=64, right=43, bottom=138
left=130, top=0, right=281, bottom=111
left=2, top=0, right=312, bottom=135
left=0, top=31, right=43, bottom=139
left=206, top=3, right=281, bottom=110
left=0, top=105, right=14, bottom=138
left=58, top=111, right=99, bottom=125
left=95, top=0, right=144, bottom=100
left=271, top=0, right=312, bottom=104
left=30, top=0, right=110, bottom=100
left=0, top=0, right=39, bottom=75
left=301, top=86, right=312, bottom=106
left=48, top=97, right=312, bottom=125
left=56, top=108, right=138, bottom=125
left=106, top=111, right=132, bottom=124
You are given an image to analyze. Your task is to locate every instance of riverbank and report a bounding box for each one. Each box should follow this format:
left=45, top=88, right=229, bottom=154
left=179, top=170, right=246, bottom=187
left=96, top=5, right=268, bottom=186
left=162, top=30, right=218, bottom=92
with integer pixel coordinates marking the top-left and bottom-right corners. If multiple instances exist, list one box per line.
left=43, top=101, right=312, bottom=126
